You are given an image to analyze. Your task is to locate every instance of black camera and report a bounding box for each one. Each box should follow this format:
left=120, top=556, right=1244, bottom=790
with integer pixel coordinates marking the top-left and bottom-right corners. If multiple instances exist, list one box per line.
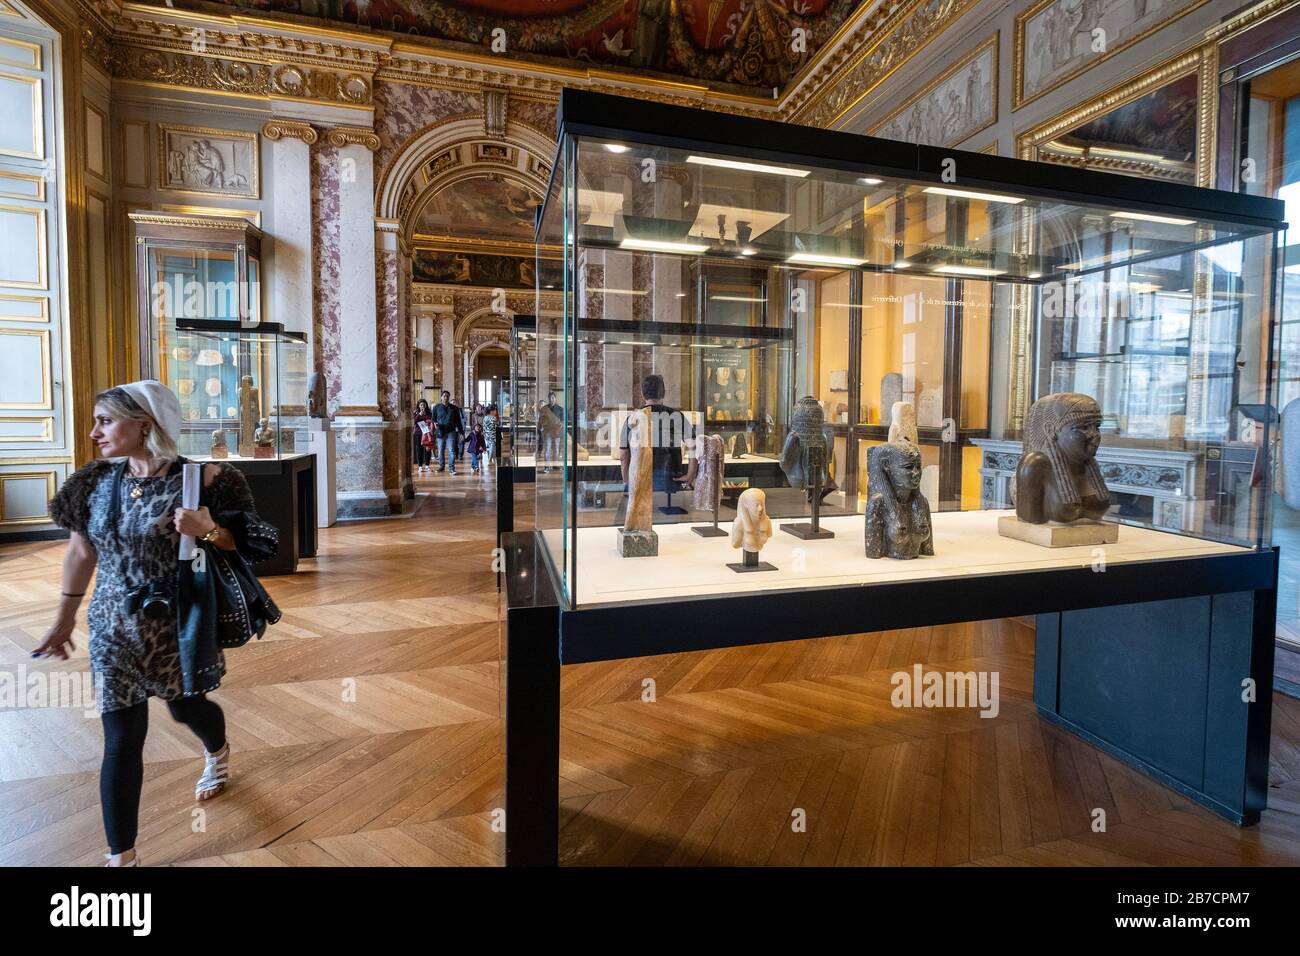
left=124, top=583, right=174, bottom=621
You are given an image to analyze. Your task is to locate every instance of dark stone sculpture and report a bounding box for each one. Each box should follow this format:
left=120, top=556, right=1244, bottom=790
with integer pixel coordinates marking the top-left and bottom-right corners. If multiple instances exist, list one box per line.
left=779, top=396, right=837, bottom=501
left=1014, top=392, right=1110, bottom=525
left=864, top=441, right=934, bottom=560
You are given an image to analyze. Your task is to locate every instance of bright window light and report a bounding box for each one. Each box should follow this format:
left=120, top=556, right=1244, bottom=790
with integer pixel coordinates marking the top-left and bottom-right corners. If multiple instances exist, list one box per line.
left=686, top=155, right=810, bottom=178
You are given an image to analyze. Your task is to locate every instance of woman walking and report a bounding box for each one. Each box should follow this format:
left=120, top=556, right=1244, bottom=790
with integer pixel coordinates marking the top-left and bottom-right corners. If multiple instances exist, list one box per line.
left=482, top=404, right=499, bottom=469
left=413, top=398, right=435, bottom=475
left=35, top=380, right=278, bottom=867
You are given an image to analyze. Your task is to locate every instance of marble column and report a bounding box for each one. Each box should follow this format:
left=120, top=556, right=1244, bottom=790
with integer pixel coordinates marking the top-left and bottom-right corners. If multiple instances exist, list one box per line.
left=262, top=120, right=316, bottom=338
left=323, top=126, right=394, bottom=518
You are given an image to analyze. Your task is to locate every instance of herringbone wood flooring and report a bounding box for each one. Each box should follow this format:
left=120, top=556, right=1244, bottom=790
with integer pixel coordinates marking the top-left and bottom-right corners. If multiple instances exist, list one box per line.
left=2, top=463, right=1299, bottom=866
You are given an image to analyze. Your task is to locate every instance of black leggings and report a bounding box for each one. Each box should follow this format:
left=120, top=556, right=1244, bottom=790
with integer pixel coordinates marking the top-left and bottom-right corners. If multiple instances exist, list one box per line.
left=100, top=695, right=226, bottom=855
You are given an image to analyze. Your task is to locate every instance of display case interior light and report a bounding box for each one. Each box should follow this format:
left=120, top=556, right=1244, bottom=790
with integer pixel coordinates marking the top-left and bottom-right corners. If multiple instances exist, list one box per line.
left=923, top=186, right=1025, bottom=205
left=619, top=238, right=711, bottom=254
left=588, top=287, right=647, bottom=295
left=709, top=294, right=767, bottom=302
left=603, top=143, right=629, bottom=153
left=932, top=264, right=1006, bottom=277
left=859, top=177, right=883, bottom=185
left=1109, top=211, right=1197, bottom=226
left=787, top=252, right=866, bottom=267
left=685, top=155, right=810, bottom=177
left=1061, top=248, right=1150, bottom=271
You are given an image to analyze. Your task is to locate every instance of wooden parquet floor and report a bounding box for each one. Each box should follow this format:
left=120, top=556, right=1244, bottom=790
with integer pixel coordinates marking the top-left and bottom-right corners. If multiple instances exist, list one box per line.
left=2, top=463, right=1300, bottom=866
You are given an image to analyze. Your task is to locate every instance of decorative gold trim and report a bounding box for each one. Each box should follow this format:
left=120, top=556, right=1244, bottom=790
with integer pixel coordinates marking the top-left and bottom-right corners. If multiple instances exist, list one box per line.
left=0, top=418, right=55, bottom=442
left=84, top=187, right=113, bottom=397
left=1013, top=0, right=1209, bottom=111
left=868, top=34, right=998, bottom=148
left=325, top=126, right=380, bottom=150
left=979, top=141, right=998, bottom=155
left=0, top=202, right=47, bottom=288
left=788, top=0, right=982, bottom=126
left=84, top=100, right=109, bottom=180
left=157, top=123, right=260, bottom=200
left=0, top=470, right=58, bottom=524
left=158, top=204, right=261, bottom=227
left=0, top=453, right=70, bottom=463
left=262, top=118, right=318, bottom=144
left=1015, top=45, right=1213, bottom=187
left=0, top=169, right=46, bottom=201
left=0, top=70, right=43, bottom=158
left=128, top=210, right=263, bottom=233
left=412, top=233, right=562, bottom=259
left=1206, top=0, right=1300, bottom=41
left=0, top=293, right=49, bottom=321
left=0, top=34, right=40, bottom=69
left=117, top=118, right=149, bottom=189
left=0, top=328, right=52, bottom=408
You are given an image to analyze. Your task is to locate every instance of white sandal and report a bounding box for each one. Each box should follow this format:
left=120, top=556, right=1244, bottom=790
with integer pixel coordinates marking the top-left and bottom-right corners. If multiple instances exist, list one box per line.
left=196, top=743, right=230, bottom=800
left=105, top=850, right=139, bottom=867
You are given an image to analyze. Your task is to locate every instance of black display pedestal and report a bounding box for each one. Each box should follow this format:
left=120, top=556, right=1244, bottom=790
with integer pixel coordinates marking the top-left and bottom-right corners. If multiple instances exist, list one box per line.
left=502, top=532, right=1278, bottom=865
left=221, top=453, right=316, bottom=575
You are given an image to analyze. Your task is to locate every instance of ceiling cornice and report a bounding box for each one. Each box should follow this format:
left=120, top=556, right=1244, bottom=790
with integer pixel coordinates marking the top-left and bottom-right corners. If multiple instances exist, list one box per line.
left=72, top=0, right=977, bottom=126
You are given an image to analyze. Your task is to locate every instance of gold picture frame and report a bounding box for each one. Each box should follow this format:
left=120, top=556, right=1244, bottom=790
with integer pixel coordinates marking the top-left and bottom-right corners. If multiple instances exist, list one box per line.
left=1015, top=44, right=1216, bottom=188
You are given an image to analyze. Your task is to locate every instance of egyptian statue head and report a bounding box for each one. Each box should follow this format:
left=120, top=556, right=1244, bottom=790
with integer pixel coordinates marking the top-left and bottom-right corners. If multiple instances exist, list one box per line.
left=1022, top=392, right=1109, bottom=505
left=868, top=441, right=922, bottom=500
left=730, top=487, right=773, bottom=552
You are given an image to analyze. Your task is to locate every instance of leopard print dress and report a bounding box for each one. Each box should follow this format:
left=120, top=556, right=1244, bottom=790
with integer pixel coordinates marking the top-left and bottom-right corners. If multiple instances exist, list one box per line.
left=51, top=459, right=259, bottom=713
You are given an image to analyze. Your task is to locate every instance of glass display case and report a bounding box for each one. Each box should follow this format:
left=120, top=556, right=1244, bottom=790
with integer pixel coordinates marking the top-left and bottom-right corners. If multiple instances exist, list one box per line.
left=163, top=319, right=308, bottom=461
left=534, top=90, right=1286, bottom=609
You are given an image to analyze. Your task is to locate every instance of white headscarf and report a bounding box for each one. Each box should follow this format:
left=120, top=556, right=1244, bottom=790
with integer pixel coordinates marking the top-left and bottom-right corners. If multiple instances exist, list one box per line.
left=118, top=379, right=182, bottom=444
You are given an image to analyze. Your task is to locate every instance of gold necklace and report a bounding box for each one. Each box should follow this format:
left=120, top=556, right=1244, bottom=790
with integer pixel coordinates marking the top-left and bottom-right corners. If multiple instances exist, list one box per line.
left=126, top=462, right=163, bottom=499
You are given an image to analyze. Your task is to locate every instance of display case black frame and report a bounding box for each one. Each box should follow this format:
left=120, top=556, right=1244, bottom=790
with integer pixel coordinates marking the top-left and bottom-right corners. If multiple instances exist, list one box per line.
left=500, top=90, right=1289, bottom=866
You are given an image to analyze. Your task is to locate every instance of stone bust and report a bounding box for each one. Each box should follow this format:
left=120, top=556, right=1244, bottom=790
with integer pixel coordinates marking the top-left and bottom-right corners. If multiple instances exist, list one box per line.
left=780, top=395, right=837, bottom=499
left=864, top=441, right=934, bottom=560
left=730, top=487, right=772, bottom=555
left=1015, top=392, right=1110, bottom=525
left=254, top=417, right=275, bottom=446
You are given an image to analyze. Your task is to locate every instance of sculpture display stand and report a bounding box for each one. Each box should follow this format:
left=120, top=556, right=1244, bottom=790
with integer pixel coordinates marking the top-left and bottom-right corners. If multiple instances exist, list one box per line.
left=619, top=406, right=659, bottom=557
left=728, top=549, right=776, bottom=573
left=692, top=435, right=727, bottom=537
left=728, top=487, right=775, bottom=572
left=659, top=491, right=688, bottom=516
left=781, top=444, right=834, bottom=540
left=1001, top=392, right=1116, bottom=549
left=996, top=515, right=1118, bottom=547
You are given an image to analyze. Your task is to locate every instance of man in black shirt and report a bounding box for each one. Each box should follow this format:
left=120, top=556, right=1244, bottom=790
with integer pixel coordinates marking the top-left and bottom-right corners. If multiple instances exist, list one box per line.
left=619, top=373, right=694, bottom=499
left=431, top=390, right=464, bottom=475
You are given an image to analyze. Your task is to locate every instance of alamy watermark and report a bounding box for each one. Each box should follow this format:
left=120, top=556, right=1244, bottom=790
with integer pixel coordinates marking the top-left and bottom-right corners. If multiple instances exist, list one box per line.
left=891, top=664, right=1000, bottom=718
left=0, top=664, right=101, bottom=716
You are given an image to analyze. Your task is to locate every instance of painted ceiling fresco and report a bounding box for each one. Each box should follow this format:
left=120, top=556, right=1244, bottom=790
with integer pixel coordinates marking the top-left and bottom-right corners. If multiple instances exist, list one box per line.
left=414, top=175, right=541, bottom=241
left=158, top=0, right=865, bottom=91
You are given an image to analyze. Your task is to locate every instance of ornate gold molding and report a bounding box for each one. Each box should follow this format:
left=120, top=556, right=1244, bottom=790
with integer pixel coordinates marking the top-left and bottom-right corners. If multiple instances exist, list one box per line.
left=1015, top=45, right=1214, bottom=187
left=411, top=289, right=455, bottom=307
left=786, top=0, right=981, bottom=127
left=262, top=118, right=318, bottom=144
left=325, top=126, right=381, bottom=150
left=412, top=234, right=562, bottom=258
left=1205, top=0, right=1300, bottom=41
left=867, top=32, right=998, bottom=147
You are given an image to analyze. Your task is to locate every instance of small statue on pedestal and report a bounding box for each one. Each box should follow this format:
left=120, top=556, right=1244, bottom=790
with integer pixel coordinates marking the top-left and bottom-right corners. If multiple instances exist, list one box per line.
left=238, top=375, right=260, bottom=458
left=779, top=396, right=838, bottom=502
left=999, top=392, right=1115, bottom=547
left=253, top=418, right=276, bottom=459
left=210, top=429, right=229, bottom=459
left=618, top=406, right=658, bottom=557
left=687, top=434, right=727, bottom=537
left=728, top=487, right=775, bottom=572
left=864, top=441, right=934, bottom=560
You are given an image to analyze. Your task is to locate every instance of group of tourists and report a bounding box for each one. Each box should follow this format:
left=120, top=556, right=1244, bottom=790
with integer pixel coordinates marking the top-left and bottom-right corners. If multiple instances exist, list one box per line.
left=413, top=392, right=498, bottom=477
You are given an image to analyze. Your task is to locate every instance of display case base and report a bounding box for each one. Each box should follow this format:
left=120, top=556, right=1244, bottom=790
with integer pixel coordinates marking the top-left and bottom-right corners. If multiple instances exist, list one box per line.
left=998, top=515, right=1118, bottom=547
left=728, top=559, right=777, bottom=573
left=781, top=522, right=835, bottom=540
left=692, top=525, right=728, bottom=537
left=617, top=529, right=658, bottom=557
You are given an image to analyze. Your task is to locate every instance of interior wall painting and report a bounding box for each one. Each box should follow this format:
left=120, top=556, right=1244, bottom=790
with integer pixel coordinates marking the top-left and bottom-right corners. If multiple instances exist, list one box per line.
left=1039, top=72, right=1197, bottom=184
left=871, top=35, right=997, bottom=148
left=1016, top=0, right=1205, bottom=107
left=158, top=125, right=260, bottom=199
left=413, top=250, right=562, bottom=288
left=153, top=0, right=865, bottom=91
